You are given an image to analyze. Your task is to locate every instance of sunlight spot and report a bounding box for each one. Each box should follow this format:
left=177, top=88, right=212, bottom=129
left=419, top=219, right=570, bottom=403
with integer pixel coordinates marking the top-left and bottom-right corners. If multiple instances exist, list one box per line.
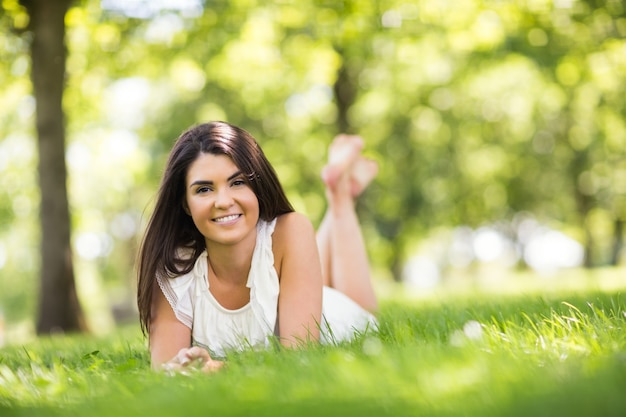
left=75, top=233, right=113, bottom=260
left=94, top=24, right=120, bottom=52
left=554, top=0, right=574, bottom=8
left=10, top=55, right=29, bottom=77
left=102, top=0, right=203, bottom=19
left=362, top=337, right=383, bottom=356
left=424, top=58, right=453, bottom=84
left=17, top=96, right=35, bottom=121
left=285, top=94, right=308, bottom=117
left=450, top=321, right=483, bottom=346
left=403, top=256, right=440, bottom=289
left=0, top=309, right=4, bottom=347
left=463, top=320, right=483, bottom=341
left=473, top=228, right=505, bottom=262
left=66, top=141, right=91, bottom=171
left=110, top=212, right=138, bottom=240
left=0, top=148, right=5, bottom=172
left=382, top=10, right=402, bottom=28
left=170, top=59, right=206, bottom=93
left=105, top=77, right=151, bottom=129
left=448, top=227, right=475, bottom=268
left=0, top=242, right=6, bottom=269
left=104, top=130, right=139, bottom=159
left=144, top=13, right=184, bottom=44
left=285, top=84, right=333, bottom=117
left=472, top=10, right=504, bottom=47
left=524, top=230, right=584, bottom=273
left=413, top=107, right=442, bottom=133
left=0, top=133, right=35, bottom=166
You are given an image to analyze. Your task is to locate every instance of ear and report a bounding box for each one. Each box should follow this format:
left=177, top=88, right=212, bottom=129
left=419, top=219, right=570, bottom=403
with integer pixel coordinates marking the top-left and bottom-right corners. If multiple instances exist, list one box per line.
left=182, top=201, right=191, bottom=216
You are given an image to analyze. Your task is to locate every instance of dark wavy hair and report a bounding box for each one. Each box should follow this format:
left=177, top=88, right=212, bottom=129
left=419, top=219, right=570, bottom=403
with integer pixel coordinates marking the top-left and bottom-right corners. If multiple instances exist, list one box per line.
left=137, top=121, right=294, bottom=335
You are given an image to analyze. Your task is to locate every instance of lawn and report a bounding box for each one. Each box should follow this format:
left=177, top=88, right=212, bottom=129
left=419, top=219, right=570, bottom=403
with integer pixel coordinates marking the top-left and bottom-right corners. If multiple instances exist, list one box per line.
left=1, top=268, right=626, bottom=417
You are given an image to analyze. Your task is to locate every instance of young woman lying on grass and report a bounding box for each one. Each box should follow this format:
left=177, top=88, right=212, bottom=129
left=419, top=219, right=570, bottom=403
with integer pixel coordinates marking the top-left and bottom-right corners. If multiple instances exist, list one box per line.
left=136, top=121, right=379, bottom=372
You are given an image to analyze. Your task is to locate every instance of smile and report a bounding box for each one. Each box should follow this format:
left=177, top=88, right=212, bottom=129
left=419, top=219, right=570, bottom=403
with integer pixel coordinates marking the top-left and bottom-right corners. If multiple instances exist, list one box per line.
left=213, top=214, right=240, bottom=223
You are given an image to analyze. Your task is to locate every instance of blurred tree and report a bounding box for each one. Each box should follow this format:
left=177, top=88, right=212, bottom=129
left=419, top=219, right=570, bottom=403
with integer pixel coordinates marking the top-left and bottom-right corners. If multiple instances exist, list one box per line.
left=1, top=0, right=625, bottom=330
left=338, top=0, right=626, bottom=270
left=501, top=0, right=626, bottom=266
left=18, top=0, right=87, bottom=333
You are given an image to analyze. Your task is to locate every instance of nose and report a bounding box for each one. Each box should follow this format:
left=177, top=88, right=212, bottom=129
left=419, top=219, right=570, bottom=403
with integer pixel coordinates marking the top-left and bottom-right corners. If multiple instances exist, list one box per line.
left=214, top=187, right=234, bottom=209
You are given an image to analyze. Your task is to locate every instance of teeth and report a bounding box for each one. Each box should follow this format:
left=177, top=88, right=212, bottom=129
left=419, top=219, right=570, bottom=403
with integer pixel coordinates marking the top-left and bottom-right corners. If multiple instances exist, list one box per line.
left=214, top=214, right=239, bottom=223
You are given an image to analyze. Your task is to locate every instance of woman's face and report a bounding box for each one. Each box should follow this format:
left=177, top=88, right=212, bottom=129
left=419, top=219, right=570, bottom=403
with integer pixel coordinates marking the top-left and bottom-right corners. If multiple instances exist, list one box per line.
left=185, top=153, right=260, bottom=249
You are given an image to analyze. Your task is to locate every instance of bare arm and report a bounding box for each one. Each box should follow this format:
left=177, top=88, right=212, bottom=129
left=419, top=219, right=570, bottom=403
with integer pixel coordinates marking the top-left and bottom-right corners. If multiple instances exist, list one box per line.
left=274, top=212, right=323, bottom=347
left=150, top=286, right=224, bottom=373
left=149, top=285, right=194, bottom=369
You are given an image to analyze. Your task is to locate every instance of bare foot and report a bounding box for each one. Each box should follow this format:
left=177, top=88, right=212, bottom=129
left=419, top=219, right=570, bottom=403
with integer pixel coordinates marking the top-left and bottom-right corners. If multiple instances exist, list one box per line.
left=321, top=134, right=364, bottom=193
left=350, top=157, right=378, bottom=197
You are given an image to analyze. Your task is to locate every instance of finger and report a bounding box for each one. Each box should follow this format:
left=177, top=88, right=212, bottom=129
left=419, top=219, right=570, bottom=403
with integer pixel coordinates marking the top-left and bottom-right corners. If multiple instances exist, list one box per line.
left=161, top=361, right=182, bottom=375
left=202, top=359, right=225, bottom=373
left=175, top=348, right=193, bottom=366
left=186, top=346, right=211, bottom=362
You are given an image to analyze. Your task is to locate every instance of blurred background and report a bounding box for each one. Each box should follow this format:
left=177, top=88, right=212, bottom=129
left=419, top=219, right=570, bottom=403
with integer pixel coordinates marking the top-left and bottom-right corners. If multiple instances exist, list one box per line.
left=0, top=0, right=625, bottom=343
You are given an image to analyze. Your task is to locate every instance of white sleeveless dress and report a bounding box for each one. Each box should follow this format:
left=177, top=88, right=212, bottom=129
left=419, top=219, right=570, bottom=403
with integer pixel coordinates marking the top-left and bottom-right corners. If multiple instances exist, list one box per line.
left=157, top=218, right=377, bottom=358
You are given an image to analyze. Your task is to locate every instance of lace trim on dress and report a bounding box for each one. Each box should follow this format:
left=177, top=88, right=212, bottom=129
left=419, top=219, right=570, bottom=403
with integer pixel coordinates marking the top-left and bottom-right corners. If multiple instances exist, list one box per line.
left=247, top=219, right=279, bottom=334
left=156, top=270, right=193, bottom=329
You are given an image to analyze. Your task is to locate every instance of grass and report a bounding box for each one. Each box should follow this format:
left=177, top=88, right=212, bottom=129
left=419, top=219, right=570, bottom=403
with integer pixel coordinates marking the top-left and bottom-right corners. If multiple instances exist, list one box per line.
left=1, top=270, right=626, bottom=416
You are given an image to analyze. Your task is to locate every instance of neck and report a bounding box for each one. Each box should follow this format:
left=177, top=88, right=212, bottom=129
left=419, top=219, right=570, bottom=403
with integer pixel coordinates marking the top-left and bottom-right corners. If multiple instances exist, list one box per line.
left=205, top=231, right=257, bottom=285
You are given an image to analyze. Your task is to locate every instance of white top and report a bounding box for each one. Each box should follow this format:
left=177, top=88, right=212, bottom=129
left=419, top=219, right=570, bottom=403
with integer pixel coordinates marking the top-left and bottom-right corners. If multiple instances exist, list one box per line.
left=157, top=218, right=377, bottom=358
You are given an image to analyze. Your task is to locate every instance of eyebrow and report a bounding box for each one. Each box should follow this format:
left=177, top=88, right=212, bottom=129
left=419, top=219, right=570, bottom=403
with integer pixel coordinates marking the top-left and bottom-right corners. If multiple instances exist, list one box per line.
left=189, top=171, right=243, bottom=188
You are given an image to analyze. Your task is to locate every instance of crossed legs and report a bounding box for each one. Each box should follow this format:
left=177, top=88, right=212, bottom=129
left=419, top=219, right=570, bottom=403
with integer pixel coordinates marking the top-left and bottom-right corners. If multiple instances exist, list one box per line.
left=316, top=135, right=378, bottom=313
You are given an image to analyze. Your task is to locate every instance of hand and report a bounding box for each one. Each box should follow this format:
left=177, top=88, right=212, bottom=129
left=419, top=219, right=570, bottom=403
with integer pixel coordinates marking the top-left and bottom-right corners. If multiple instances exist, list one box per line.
left=161, top=346, right=225, bottom=375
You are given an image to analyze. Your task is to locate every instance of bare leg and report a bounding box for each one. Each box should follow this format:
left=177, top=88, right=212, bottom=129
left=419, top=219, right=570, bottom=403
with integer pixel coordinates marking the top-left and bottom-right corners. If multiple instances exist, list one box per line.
left=317, top=212, right=333, bottom=288
left=316, top=135, right=378, bottom=313
left=318, top=156, right=378, bottom=286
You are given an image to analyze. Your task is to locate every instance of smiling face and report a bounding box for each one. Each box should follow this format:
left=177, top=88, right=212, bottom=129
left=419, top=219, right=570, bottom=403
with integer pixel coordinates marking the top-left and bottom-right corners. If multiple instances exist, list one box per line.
left=185, top=152, right=260, bottom=249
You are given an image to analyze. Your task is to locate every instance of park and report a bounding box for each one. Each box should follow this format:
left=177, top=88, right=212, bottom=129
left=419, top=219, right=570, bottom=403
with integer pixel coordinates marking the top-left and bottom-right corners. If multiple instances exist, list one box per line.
left=1, top=0, right=626, bottom=415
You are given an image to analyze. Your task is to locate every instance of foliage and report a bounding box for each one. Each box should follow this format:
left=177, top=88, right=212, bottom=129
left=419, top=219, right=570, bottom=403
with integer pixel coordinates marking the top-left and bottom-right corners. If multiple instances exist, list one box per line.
left=1, top=275, right=626, bottom=416
left=0, top=0, right=625, bottom=325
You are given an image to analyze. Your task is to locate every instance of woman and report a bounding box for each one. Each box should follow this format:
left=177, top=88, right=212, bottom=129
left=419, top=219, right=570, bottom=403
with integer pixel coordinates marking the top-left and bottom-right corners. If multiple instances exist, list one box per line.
left=137, top=121, right=378, bottom=372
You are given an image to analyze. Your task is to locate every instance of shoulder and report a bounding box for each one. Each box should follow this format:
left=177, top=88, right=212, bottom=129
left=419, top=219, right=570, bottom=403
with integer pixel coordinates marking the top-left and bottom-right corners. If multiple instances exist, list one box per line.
left=271, top=212, right=316, bottom=270
left=273, top=212, right=315, bottom=241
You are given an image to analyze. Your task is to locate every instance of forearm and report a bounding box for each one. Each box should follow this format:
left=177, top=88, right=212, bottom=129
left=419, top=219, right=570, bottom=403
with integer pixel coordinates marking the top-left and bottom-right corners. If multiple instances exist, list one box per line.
left=158, top=346, right=225, bottom=374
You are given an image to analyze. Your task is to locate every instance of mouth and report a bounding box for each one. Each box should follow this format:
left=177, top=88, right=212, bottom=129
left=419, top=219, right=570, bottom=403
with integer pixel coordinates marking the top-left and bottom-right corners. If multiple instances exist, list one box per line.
left=212, top=214, right=241, bottom=223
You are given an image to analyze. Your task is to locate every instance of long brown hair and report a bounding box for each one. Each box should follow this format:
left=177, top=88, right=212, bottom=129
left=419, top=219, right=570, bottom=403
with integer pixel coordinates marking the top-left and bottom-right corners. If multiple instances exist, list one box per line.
left=137, top=121, right=294, bottom=335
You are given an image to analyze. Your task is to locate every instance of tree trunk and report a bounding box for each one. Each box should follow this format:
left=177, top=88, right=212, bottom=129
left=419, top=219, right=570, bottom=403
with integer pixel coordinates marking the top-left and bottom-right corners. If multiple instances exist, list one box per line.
left=570, top=147, right=594, bottom=268
left=333, top=50, right=357, bottom=134
left=610, top=218, right=624, bottom=266
left=22, top=0, right=86, bottom=334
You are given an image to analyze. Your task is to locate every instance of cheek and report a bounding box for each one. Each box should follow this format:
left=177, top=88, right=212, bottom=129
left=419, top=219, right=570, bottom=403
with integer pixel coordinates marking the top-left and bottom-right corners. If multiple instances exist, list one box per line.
left=185, top=196, right=204, bottom=217
left=184, top=195, right=193, bottom=214
left=248, top=192, right=260, bottom=212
